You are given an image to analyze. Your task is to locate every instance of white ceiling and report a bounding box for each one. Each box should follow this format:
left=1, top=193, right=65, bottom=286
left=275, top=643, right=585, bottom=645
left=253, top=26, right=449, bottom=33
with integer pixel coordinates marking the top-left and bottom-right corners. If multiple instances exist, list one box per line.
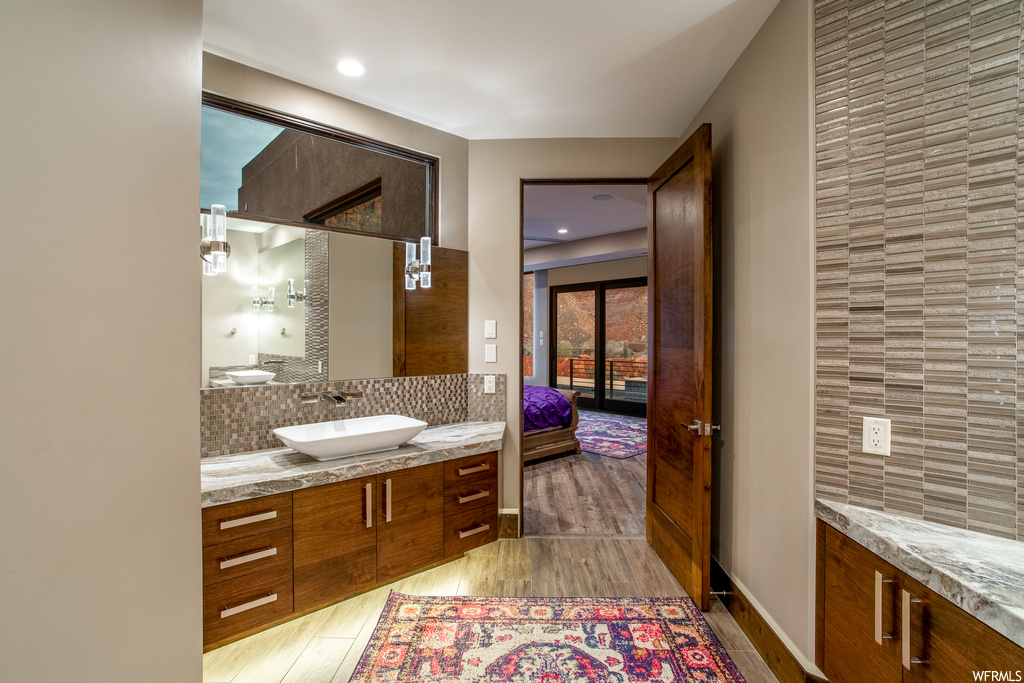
left=203, top=0, right=780, bottom=140
left=524, top=184, right=646, bottom=249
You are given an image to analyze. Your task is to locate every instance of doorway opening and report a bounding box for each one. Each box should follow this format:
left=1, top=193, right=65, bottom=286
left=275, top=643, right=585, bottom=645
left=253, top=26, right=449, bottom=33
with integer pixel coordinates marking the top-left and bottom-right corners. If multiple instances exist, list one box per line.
left=520, top=179, right=649, bottom=537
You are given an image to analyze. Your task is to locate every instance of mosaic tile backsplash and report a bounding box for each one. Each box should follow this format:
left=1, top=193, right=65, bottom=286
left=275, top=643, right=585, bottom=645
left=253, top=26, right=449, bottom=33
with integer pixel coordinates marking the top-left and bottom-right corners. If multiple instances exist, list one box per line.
left=814, top=0, right=1024, bottom=540
left=200, top=373, right=506, bottom=457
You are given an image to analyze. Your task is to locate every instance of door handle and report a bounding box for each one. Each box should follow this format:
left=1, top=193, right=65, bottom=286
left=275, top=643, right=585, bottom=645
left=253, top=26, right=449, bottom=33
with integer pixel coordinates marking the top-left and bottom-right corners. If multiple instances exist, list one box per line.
left=901, top=589, right=923, bottom=670
left=874, top=571, right=893, bottom=644
left=682, top=420, right=703, bottom=433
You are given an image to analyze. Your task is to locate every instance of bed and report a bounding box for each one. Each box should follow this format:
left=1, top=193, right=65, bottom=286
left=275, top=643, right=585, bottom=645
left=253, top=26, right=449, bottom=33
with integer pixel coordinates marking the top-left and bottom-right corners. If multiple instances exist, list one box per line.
left=522, top=385, right=581, bottom=463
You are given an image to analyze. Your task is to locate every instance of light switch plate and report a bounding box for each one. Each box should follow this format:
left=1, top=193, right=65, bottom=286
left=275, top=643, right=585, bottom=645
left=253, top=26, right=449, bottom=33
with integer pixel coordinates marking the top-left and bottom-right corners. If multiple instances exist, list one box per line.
left=484, top=375, right=496, bottom=394
left=862, top=417, right=891, bottom=456
left=484, top=320, right=497, bottom=339
left=485, top=344, right=497, bottom=363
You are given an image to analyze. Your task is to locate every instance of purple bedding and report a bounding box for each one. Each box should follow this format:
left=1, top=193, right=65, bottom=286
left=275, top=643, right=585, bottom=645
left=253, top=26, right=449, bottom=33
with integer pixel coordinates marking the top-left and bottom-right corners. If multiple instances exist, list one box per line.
left=523, top=385, right=573, bottom=432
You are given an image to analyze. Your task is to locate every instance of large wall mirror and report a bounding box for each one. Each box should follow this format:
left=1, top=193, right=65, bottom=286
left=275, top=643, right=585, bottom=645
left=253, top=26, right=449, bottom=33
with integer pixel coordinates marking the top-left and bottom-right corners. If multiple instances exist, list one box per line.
left=200, top=95, right=466, bottom=389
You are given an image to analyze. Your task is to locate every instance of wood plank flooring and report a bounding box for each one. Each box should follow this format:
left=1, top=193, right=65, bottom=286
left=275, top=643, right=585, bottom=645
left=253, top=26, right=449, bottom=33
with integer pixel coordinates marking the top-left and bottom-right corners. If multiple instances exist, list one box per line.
left=523, top=451, right=647, bottom=536
left=203, top=538, right=778, bottom=683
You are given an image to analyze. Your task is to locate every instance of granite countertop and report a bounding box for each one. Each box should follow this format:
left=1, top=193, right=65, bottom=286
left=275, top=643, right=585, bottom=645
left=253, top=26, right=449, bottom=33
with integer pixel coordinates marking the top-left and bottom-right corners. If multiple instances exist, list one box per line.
left=202, top=421, right=506, bottom=508
left=816, top=498, right=1024, bottom=648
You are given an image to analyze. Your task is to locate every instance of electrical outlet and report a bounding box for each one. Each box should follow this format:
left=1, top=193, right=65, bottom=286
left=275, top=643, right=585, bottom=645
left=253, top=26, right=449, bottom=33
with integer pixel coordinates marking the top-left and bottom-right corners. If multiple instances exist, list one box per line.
left=862, top=417, right=891, bottom=456
left=484, top=375, right=496, bottom=394
left=249, top=355, right=257, bottom=365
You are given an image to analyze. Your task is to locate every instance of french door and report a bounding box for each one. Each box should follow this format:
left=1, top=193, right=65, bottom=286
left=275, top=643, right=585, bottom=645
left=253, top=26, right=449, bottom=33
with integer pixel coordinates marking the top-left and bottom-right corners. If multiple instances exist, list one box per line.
left=549, top=277, right=648, bottom=416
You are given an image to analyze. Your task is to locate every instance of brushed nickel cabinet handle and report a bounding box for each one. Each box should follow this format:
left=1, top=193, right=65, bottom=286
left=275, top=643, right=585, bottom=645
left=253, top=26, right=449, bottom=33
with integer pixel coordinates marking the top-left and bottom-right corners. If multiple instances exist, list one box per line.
left=219, top=546, right=277, bottom=570
left=457, top=463, right=489, bottom=476
left=384, top=478, right=393, bottom=523
left=458, top=490, right=490, bottom=504
left=221, top=592, right=277, bottom=619
left=874, top=571, right=893, bottom=644
left=901, top=589, right=922, bottom=670
left=365, top=482, right=373, bottom=529
left=219, top=509, right=277, bottom=530
left=458, top=523, right=490, bottom=539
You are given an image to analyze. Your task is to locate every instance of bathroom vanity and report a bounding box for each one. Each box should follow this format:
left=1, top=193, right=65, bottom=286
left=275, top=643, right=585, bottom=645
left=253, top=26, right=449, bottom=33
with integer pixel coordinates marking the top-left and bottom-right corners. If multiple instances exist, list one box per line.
left=200, top=421, right=504, bottom=649
left=815, top=499, right=1024, bottom=682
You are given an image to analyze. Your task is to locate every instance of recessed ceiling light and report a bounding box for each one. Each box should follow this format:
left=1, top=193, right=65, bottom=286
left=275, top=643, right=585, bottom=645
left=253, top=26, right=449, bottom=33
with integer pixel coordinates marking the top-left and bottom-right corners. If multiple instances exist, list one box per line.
left=557, top=228, right=568, bottom=234
left=592, top=193, right=613, bottom=201
left=336, top=59, right=366, bottom=77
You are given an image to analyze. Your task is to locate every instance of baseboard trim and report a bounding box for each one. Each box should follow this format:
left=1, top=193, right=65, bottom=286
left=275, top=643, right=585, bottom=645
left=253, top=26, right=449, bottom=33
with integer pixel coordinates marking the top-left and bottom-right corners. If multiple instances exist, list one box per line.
left=497, top=512, right=519, bottom=538
left=710, top=557, right=826, bottom=683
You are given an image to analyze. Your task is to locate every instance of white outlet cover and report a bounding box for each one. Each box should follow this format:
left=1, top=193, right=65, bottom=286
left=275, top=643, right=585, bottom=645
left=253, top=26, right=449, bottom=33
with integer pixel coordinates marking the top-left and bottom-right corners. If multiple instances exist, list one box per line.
left=484, top=375, right=496, bottom=394
left=862, top=416, right=891, bottom=456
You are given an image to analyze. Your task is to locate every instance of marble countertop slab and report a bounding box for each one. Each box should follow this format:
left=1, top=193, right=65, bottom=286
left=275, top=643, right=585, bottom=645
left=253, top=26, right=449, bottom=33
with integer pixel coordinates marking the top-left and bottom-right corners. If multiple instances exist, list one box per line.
left=202, top=421, right=506, bottom=508
left=816, top=498, right=1024, bottom=648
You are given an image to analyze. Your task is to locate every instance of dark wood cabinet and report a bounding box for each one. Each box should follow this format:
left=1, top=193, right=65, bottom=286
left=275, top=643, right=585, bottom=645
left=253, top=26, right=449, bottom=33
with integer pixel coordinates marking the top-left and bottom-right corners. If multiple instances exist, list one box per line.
left=293, top=476, right=378, bottom=612
left=819, top=522, right=1024, bottom=683
left=203, top=451, right=498, bottom=650
left=822, top=526, right=902, bottom=683
left=376, top=463, right=444, bottom=583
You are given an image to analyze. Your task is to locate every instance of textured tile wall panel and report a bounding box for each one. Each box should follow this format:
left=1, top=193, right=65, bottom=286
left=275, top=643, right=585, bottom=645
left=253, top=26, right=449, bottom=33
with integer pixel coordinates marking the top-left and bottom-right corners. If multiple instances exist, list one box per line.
left=815, top=0, right=1021, bottom=540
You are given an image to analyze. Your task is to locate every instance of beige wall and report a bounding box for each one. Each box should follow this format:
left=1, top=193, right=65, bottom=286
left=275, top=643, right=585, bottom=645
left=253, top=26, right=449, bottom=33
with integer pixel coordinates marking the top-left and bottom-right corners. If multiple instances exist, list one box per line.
left=679, top=0, right=816, bottom=667
left=0, top=0, right=203, bottom=681
left=202, top=54, right=470, bottom=251
left=467, top=138, right=678, bottom=511
left=547, top=256, right=648, bottom=288
left=328, top=232, right=394, bottom=380
left=258, top=236, right=306, bottom=357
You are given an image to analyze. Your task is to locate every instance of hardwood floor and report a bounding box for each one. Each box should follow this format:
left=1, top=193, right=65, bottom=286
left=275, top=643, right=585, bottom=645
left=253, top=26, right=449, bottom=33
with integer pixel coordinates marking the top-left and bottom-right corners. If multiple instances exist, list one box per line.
left=523, top=450, right=647, bottom=536
left=203, top=537, right=778, bottom=683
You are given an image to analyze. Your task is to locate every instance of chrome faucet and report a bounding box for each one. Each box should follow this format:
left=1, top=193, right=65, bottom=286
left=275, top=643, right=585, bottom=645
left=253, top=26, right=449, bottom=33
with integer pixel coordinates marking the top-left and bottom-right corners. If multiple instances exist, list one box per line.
left=300, top=389, right=364, bottom=407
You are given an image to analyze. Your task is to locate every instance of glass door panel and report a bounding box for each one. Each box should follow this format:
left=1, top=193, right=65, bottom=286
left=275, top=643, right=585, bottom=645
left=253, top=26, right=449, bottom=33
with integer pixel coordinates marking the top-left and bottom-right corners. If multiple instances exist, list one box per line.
left=603, top=284, right=648, bottom=410
left=553, top=289, right=596, bottom=401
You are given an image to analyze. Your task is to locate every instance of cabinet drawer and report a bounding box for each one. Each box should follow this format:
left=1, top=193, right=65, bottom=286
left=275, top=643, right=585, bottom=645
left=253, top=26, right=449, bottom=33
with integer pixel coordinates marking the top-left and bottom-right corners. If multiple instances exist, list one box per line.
left=444, top=503, right=498, bottom=558
left=444, top=479, right=498, bottom=517
left=203, top=528, right=292, bottom=587
left=202, top=493, right=292, bottom=547
left=203, top=564, right=293, bottom=646
left=443, top=452, right=498, bottom=486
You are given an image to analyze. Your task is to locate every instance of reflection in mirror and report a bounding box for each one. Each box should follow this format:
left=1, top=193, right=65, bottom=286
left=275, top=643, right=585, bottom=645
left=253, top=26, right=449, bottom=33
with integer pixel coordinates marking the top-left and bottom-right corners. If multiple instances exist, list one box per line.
left=200, top=97, right=436, bottom=242
left=201, top=217, right=400, bottom=388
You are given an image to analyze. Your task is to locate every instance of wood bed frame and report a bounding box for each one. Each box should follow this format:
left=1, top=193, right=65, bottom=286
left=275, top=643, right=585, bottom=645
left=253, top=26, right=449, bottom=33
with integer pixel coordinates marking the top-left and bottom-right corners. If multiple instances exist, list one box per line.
left=522, top=389, right=581, bottom=464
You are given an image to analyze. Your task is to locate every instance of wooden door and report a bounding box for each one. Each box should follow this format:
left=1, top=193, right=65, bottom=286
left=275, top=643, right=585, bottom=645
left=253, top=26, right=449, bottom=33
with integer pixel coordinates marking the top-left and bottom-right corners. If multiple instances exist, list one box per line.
left=292, top=477, right=377, bottom=612
left=646, top=123, right=714, bottom=610
left=376, top=463, right=444, bottom=584
left=822, top=527, right=902, bottom=683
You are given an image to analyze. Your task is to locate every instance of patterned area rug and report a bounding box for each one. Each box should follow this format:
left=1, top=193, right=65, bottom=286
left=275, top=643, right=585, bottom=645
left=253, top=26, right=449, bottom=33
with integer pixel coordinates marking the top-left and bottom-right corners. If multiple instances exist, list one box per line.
left=577, top=410, right=647, bottom=459
left=349, top=592, right=745, bottom=682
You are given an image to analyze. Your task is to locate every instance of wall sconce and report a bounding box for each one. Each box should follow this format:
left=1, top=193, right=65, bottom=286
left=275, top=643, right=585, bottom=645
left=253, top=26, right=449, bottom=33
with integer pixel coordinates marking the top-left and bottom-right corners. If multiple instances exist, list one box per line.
left=287, top=278, right=307, bottom=308
left=404, top=237, right=432, bottom=290
left=252, top=286, right=275, bottom=312
left=200, top=204, right=231, bottom=275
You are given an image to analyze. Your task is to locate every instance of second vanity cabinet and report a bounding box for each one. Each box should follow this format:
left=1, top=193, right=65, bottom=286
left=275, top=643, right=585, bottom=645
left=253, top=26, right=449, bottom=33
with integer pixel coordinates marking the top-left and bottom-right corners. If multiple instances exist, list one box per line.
left=820, top=523, right=1024, bottom=683
left=202, top=451, right=498, bottom=649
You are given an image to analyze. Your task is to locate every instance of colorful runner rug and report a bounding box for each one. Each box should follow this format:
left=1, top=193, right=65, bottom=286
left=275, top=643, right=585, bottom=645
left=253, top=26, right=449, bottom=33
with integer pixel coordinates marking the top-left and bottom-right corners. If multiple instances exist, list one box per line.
left=349, top=592, right=745, bottom=682
left=576, top=410, right=647, bottom=459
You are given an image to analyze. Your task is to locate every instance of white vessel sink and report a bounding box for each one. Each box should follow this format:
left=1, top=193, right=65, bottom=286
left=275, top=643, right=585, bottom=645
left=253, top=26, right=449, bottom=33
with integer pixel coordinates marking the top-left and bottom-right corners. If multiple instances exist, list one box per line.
left=273, top=415, right=428, bottom=461
left=226, top=370, right=276, bottom=385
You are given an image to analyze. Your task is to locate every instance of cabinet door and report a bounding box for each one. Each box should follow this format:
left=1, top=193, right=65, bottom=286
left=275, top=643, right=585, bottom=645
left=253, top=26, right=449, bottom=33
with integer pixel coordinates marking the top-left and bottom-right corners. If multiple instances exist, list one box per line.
left=376, top=463, right=444, bottom=584
left=823, top=526, right=902, bottom=683
left=293, top=477, right=377, bottom=613
left=901, top=573, right=1024, bottom=683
